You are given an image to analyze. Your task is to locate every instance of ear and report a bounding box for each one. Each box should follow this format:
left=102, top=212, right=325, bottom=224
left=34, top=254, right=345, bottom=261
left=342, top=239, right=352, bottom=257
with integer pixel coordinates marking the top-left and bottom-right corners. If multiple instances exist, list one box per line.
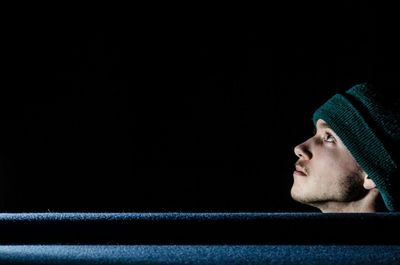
left=363, top=174, right=377, bottom=190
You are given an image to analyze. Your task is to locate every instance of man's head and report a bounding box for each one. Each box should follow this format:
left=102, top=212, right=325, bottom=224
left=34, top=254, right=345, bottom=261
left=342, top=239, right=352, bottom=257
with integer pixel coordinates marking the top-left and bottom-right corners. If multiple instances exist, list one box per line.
left=291, top=83, right=400, bottom=212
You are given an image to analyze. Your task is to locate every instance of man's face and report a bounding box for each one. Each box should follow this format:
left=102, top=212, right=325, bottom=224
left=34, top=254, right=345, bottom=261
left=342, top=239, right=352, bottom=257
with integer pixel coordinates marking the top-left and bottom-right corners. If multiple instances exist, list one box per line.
left=291, top=119, right=366, bottom=207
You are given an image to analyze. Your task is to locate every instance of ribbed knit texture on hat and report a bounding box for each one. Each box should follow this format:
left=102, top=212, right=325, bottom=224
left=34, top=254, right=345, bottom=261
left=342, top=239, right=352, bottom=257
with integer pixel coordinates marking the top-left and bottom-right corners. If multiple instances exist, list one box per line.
left=312, top=83, right=400, bottom=211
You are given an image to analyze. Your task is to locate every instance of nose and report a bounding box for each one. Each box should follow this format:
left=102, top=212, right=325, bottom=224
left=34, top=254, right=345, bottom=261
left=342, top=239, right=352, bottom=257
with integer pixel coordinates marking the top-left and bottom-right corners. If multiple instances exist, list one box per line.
left=294, top=141, right=312, bottom=160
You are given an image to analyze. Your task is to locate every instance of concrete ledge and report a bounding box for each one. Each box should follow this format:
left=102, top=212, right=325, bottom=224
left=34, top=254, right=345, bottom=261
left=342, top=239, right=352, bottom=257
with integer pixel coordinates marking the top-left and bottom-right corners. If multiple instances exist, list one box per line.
left=1, top=245, right=399, bottom=265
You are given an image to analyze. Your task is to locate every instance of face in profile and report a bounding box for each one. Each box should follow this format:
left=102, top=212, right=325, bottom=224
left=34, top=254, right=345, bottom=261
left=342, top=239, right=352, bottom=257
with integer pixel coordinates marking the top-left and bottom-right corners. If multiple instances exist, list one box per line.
left=291, top=119, right=367, bottom=208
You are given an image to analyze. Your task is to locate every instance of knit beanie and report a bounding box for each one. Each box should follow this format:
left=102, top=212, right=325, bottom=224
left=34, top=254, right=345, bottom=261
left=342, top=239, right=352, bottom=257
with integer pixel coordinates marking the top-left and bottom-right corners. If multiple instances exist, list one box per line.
left=312, top=83, right=400, bottom=211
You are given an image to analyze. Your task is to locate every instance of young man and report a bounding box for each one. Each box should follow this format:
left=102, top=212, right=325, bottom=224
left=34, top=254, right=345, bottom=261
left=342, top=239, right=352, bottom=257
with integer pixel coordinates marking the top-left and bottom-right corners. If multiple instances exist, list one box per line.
left=291, top=83, right=400, bottom=212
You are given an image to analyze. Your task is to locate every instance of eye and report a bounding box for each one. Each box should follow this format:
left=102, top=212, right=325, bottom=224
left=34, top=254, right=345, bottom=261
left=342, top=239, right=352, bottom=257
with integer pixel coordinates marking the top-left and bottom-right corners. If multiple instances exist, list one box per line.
left=323, top=133, right=335, bottom=143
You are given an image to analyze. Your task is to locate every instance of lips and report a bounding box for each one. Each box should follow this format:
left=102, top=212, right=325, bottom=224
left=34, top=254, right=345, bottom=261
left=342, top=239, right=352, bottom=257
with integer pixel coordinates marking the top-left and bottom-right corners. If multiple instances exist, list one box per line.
left=294, top=165, right=307, bottom=176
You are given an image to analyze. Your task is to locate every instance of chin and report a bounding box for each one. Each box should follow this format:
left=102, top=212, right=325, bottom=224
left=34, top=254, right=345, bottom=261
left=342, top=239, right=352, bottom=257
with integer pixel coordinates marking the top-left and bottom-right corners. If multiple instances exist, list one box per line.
left=290, top=187, right=301, bottom=201
left=290, top=188, right=313, bottom=205
left=290, top=183, right=303, bottom=196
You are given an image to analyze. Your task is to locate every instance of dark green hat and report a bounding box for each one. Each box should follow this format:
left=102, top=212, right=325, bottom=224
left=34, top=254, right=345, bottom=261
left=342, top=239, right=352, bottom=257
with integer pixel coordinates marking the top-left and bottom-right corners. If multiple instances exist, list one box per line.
left=312, top=83, right=400, bottom=211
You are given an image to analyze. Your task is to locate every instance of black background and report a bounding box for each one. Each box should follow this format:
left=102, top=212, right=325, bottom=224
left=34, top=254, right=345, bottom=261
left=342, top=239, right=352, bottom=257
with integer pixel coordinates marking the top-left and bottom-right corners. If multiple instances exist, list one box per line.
left=0, top=2, right=394, bottom=212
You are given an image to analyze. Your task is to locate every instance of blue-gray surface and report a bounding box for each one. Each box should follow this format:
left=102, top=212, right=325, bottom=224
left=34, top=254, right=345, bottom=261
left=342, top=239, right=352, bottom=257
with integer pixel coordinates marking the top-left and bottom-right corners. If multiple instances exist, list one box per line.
left=1, top=213, right=399, bottom=264
left=1, top=245, right=399, bottom=265
left=0, top=212, right=338, bottom=220
left=1, top=212, right=399, bottom=221
left=2, top=212, right=399, bottom=245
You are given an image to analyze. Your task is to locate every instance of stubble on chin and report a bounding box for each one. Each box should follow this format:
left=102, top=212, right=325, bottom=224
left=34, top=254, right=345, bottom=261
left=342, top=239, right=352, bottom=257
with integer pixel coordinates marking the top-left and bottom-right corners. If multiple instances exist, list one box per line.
left=291, top=171, right=367, bottom=205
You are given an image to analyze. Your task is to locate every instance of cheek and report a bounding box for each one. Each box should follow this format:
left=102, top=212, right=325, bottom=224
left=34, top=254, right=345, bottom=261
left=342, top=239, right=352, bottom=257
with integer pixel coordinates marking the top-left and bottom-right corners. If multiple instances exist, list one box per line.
left=313, top=148, right=359, bottom=181
left=313, top=151, right=339, bottom=172
left=310, top=151, right=344, bottom=181
left=333, top=149, right=360, bottom=173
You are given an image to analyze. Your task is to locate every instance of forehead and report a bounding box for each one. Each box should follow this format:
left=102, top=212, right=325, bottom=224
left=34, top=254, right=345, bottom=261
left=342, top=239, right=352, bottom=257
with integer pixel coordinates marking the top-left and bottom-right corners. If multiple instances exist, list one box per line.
left=316, top=119, right=331, bottom=130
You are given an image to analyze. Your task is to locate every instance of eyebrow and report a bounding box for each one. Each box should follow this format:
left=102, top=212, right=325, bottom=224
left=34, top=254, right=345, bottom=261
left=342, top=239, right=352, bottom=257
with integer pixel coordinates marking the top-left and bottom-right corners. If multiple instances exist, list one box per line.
left=319, top=122, right=331, bottom=129
left=313, top=122, right=332, bottom=134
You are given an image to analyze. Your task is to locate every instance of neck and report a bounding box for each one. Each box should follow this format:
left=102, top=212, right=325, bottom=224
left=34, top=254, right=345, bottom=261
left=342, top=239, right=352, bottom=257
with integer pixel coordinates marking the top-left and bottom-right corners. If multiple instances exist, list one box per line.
left=312, top=189, right=384, bottom=213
